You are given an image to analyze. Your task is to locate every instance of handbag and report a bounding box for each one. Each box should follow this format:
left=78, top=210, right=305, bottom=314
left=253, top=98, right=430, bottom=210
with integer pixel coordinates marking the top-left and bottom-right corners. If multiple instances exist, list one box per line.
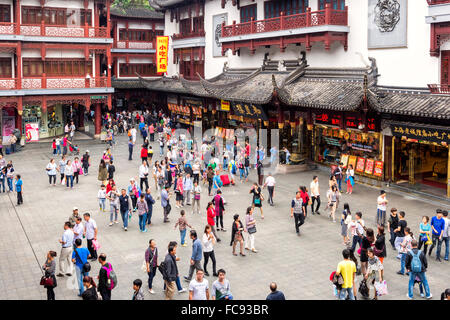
left=374, top=280, right=388, bottom=296
left=74, top=248, right=91, bottom=273
left=373, top=244, right=384, bottom=257
left=425, top=234, right=432, bottom=246
left=247, top=225, right=256, bottom=234
left=92, top=239, right=101, bottom=251
left=254, top=198, right=261, bottom=205
left=194, top=193, right=200, bottom=200
left=40, top=275, right=54, bottom=287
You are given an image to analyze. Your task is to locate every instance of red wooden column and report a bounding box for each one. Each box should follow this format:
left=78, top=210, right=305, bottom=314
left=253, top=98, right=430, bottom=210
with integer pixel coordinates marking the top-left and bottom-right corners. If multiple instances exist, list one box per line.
left=16, top=44, right=21, bottom=89
left=95, top=103, right=101, bottom=136
left=14, top=0, right=20, bottom=35
left=16, top=96, right=23, bottom=131
left=106, top=0, right=110, bottom=34
left=106, top=45, right=112, bottom=86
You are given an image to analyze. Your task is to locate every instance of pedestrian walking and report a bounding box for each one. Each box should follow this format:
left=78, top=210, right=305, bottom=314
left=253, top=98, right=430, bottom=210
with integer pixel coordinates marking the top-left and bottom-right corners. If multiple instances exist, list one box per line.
left=406, top=240, right=432, bottom=299
left=128, top=137, right=134, bottom=161
left=263, top=173, right=276, bottom=206
left=326, top=185, right=340, bottom=222
left=244, top=206, right=257, bottom=253
left=144, top=187, right=155, bottom=225
left=202, top=225, right=217, bottom=277
left=188, top=269, right=209, bottom=300
left=341, top=203, right=352, bottom=245
left=291, top=192, right=305, bottom=236
left=250, top=183, right=264, bottom=219
left=98, top=159, right=108, bottom=186
left=42, top=251, right=57, bottom=300
left=72, top=238, right=91, bottom=297
left=211, top=269, right=233, bottom=300
left=192, top=182, right=201, bottom=214
left=349, top=212, right=365, bottom=252
left=72, top=157, right=82, bottom=184
left=57, top=221, right=74, bottom=277
left=107, top=160, right=115, bottom=181
left=139, top=160, right=149, bottom=192
left=175, top=174, right=184, bottom=208
left=183, top=173, right=193, bottom=206
left=376, top=190, right=388, bottom=227
left=98, top=184, right=106, bottom=212
left=0, top=167, right=6, bottom=193
left=206, top=202, right=221, bottom=242
left=64, top=160, right=74, bottom=189
left=145, top=239, right=158, bottom=294
left=230, top=214, right=245, bottom=256
left=46, top=159, right=57, bottom=186
left=443, top=210, right=450, bottom=261
left=387, top=208, right=399, bottom=250
left=345, top=164, right=355, bottom=194
left=83, top=213, right=98, bottom=261
left=418, top=216, right=432, bottom=256
left=97, top=254, right=115, bottom=300
left=137, top=194, right=149, bottom=232
left=394, top=211, right=407, bottom=258
left=184, top=230, right=203, bottom=282
left=398, top=227, right=414, bottom=275
left=163, top=243, right=178, bottom=300
left=107, top=185, right=120, bottom=227
left=81, top=150, right=90, bottom=175
left=213, top=190, right=225, bottom=231
left=429, top=209, right=445, bottom=261
left=161, top=184, right=172, bottom=223
left=299, top=186, right=310, bottom=218
left=358, top=227, right=375, bottom=276
left=58, top=156, right=66, bottom=184
left=128, top=178, right=141, bottom=212
left=333, top=162, right=344, bottom=192
left=364, top=248, right=384, bottom=300
left=335, top=249, right=356, bottom=300
left=174, top=210, right=192, bottom=247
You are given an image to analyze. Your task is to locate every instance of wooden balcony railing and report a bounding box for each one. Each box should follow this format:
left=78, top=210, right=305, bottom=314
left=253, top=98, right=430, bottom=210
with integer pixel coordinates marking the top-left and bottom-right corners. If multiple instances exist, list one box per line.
left=172, top=30, right=205, bottom=40
left=221, top=6, right=348, bottom=38
left=427, top=0, right=450, bottom=5
left=428, top=84, right=450, bottom=94
left=116, top=40, right=155, bottom=50
left=0, top=76, right=109, bottom=90
left=0, top=22, right=108, bottom=38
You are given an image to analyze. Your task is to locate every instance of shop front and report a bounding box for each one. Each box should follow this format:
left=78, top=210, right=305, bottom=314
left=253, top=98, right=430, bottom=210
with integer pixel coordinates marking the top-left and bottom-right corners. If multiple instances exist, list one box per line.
left=387, top=121, right=450, bottom=198
left=1, top=107, right=17, bottom=144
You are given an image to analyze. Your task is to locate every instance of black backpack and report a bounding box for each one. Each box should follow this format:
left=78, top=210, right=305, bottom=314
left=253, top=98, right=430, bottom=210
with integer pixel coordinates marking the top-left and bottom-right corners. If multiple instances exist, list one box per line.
left=158, top=261, right=169, bottom=280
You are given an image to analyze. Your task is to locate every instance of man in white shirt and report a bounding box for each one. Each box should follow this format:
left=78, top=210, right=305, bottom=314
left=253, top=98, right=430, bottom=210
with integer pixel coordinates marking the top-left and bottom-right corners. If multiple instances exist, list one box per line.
left=57, top=221, right=74, bottom=277
left=376, top=190, right=388, bottom=227
left=263, top=173, right=276, bottom=206
left=131, top=126, right=137, bottom=144
left=443, top=210, right=450, bottom=261
left=189, top=269, right=209, bottom=300
left=72, top=217, right=84, bottom=247
left=310, top=175, right=320, bottom=215
left=83, top=213, right=98, bottom=260
left=139, top=160, right=149, bottom=192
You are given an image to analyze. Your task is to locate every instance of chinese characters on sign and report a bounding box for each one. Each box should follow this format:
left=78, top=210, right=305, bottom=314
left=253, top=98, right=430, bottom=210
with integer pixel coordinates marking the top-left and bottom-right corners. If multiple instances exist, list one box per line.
left=156, top=36, right=169, bottom=73
left=391, top=124, right=450, bottom=144
left=373, top=161, right=384, bottom=177
left=220, top=100, right=230, bottom=112
left=356, top=157, right=366, bottom=173
left=315, top=113, right=342, bottom=126
left=231, top=103, right=267, bottom=120
left=364, top=159, right=374, bottom=175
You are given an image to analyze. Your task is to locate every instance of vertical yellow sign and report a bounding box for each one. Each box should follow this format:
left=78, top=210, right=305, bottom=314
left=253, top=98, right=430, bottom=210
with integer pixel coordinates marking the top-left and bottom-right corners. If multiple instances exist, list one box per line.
left=156, top=36, right=169, bottom=73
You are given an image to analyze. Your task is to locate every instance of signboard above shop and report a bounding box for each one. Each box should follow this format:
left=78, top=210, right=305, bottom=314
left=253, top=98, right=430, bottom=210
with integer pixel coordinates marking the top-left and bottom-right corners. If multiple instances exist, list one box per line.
left=391, top=123, right=450, bottom=144
left=231, top=102, right=267, bottom=120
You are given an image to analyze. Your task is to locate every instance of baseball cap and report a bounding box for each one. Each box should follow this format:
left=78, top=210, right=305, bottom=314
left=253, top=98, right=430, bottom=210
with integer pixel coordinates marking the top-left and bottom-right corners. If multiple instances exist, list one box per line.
left=73, top=207, right=78, bottom=211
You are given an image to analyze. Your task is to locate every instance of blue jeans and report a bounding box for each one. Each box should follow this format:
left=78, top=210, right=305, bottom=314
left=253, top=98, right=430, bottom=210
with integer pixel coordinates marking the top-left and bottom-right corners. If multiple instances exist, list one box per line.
left=110, top=204, right=118, bottom=222
left=286, top=154, right=290, bottom=164
left=0, top=179, right=5, bottom=192
left=376, top=209, right=386, bottom=226
left=7, top=177, right=13, bottom=191
left=128, top=144, right=133, bottom=160
left=218, top=294, right=234, bottom=300
left=146, top=210, right=152, bottom=225
left=408, top=271, right=431, bottom=298
left=430, top=234, right=443, bottom=259
left=160, top=146, right=164, bottom=156
left=239, top=168, right=245, bottom=180
left=120, top=210, right=129, bottom=228
left=339, top=287, right=355, bottom=300
left=244, top=166, right=249, bottom=178
left=139, top=213, right=147, bottom=231
left=99, top=198, right=106, bottom=211
left=400, top=252, right=406, bottom=274
left=75, top=265, right=89, bottom=296
left=56, top=145, right=61, bottom=155
left=147, top=268, right=157, bottom=289
left=444, top=237, right=449, bottom=260
left=66, top=175, right=73, bottom=188
left=337, top=178, right=342, bottom=191
left=351, top=235, right=362, bottom=252
left=180, top=229, right=187, bottom=245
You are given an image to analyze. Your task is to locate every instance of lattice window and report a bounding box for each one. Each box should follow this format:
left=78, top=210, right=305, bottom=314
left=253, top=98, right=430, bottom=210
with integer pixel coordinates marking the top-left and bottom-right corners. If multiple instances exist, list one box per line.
left=0, top=4, right=10, bottom=23
left=119, top=63, right=157, bottom=77
left=180, top=18, right=191, bottom=34
left=264, top=0, right=308, bottom=19
left=442, top=51, right=450, bottom=85
left=193, top=16, right=204, bottom=33
left=240, top=4, right=257, bottom=23
left=319, top=0, right=345, bottom=10
left=22, top=6, right=92, bottom=26
left=0, top=57, right=12, bottom=77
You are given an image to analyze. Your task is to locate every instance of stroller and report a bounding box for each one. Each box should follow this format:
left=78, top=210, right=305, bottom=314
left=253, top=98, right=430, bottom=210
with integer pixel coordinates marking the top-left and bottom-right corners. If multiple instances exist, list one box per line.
left=69, top=143, right=80, bottom=155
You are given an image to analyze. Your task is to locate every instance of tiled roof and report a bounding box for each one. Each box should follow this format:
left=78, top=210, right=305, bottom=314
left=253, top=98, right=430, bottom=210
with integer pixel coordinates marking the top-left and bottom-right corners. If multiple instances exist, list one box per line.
left=140, top=76, right=189, bottom=94
left=110, top=6, right=164, bottom=19
left=152, top=0, right=187, bottom=9
left=368, top=89, right=450, bottom=119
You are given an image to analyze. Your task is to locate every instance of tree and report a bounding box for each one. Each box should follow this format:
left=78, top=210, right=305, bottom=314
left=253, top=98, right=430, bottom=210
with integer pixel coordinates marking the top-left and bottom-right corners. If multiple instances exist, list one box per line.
left=112, top=0, right=154, bottom=10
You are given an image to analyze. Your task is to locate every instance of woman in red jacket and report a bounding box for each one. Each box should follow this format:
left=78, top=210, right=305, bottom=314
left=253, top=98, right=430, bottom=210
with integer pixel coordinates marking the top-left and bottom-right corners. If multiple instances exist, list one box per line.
left=299, top=186, right=310, bottom=218
left=140, top=145, right=148, bottom=163
left=206, top=202, right=221, bottom=242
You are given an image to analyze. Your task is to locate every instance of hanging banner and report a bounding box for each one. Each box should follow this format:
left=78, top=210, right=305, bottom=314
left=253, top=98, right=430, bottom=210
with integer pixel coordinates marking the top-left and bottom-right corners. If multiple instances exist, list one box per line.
left=156, top=36, right=169, bottom=73
left=340, top=154, right=349, bottom=168
left=220, top=100, right=230, bottom=112
left=25, top=123, right=40, bottom=142
left=390, top=123, right=450, bottom=144
left=356, top=157, right=366, bottom=173
left=348, top=155, right=357, bottom=171
left=373, top=161, right=384, bottom=177
left=364, top=159, right=374, bottom=175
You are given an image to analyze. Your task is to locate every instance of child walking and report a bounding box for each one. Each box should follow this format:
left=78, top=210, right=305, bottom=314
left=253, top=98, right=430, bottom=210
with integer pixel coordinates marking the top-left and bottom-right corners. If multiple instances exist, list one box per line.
left=98, top=184, right=106, bottom=212
left=52, top=139, right=57, bottom=155
left=174, top=210, right=192, bottom=247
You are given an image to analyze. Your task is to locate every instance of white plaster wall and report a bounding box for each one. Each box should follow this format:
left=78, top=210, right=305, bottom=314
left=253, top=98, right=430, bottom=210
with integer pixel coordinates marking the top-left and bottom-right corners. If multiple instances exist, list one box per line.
left=164, top=9, right=179, bottom=77
left=197, top=0, right=440, bottom=87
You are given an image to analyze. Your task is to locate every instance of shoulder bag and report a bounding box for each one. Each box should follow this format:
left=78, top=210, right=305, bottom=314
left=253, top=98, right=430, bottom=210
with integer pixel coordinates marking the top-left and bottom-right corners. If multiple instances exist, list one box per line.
left=74, top=248, right=91, bottom=273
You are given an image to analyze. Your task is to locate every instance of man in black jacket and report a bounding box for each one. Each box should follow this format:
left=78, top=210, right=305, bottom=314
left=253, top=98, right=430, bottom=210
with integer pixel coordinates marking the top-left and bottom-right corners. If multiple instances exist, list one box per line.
left=405, top=240, right=432, bottom=299
left=98, top=254, right=113, bottom=300
left=164, top=244, right=178, bottom=300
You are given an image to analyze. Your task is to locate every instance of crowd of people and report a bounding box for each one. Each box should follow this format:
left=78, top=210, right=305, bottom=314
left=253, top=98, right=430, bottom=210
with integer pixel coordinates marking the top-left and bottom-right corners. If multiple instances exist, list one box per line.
left=4, top=108, right=447, bottom=301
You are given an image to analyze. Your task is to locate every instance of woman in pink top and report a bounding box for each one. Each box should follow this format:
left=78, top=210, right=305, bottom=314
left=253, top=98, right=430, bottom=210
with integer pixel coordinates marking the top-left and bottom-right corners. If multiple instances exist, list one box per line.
left=175, top=174, right=184, bottom=208
left=149, top=124, right=155, bottom=142
left=72, top=157, right=82, bottom=184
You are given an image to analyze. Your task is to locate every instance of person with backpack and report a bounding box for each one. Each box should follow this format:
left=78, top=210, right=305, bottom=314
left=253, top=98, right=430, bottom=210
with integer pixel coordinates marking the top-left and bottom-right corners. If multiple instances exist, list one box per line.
left=162, top=243, right=178, bottom=300
left=291, top=191, right=305, bottom=236
left=213, top=190, right=225, bottom=232
left=97, top=253, right=116, bottom=300
left=335, top=249, right=356, bottom=300
left=72, top=238, right=91, bottom=297
left=406, top=240, right=432, bottom=299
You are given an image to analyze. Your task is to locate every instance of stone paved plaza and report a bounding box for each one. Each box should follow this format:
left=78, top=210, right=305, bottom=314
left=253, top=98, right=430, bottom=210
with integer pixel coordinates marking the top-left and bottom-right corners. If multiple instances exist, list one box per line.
left=0, top=132, right=449, bottom=300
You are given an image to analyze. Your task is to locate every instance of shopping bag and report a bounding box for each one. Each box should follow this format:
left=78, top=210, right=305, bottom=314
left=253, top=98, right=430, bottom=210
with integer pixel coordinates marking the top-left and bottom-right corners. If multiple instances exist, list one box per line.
left=79, top=168, right=84, bottom=175
left=92, top=239, right=101, bottom=251
left=61, top=177, right=66, bottom=185
left=374, top=280, right=388, bottom=296
left=425, top=234, right=432, bottom=246
left=141, top=260, right=147, bottom=272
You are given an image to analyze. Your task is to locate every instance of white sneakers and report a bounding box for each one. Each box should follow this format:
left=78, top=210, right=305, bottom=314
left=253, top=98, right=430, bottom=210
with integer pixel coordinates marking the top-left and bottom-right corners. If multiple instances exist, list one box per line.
left=178, top=288, right=187, bottom=293
left=148, top=289, right=155, bottom=294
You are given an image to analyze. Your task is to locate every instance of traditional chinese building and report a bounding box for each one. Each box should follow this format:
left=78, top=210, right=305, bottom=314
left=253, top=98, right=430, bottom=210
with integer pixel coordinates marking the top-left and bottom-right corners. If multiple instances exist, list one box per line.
left=0, top=0, right=114, bottom=140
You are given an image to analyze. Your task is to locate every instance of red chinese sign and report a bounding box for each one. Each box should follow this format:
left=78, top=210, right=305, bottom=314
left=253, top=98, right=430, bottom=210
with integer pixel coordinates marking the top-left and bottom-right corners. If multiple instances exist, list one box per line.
left=356, top=157, right=366, bottom=173
left=156, top=36, right=169, bottom=73
left=364, top=159, right=374, bottom=175
left=315, top=113, right=342, bottom=126
left=373, top=161, right=384, bottom=177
